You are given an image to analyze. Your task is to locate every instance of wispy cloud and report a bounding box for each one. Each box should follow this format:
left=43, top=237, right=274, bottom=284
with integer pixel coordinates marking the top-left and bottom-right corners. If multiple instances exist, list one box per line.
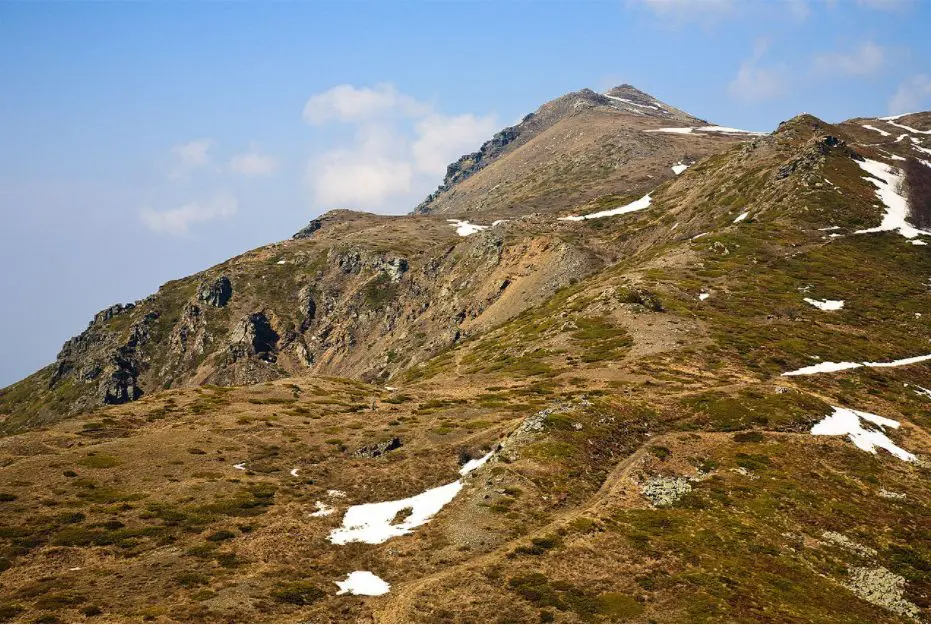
left=812, top=41, right=885, bottom=77
left=169, top=138, right=215, bottom=177
left=412, top=113, right=498, bottom=176
left=729, top=39, right=790, bottom=102
left=302, top=83, right=431, bottom=125
left=140, top=193, right=237, bottom=236
left=229, top=151, right=278, bottom=177
left=302, top=83, right=496, bottom=211
left=888, top=74, right=931, bottom=115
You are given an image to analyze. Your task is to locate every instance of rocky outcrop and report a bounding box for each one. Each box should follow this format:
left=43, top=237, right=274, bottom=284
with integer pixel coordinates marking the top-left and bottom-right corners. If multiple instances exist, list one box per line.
left=292, top=218, right=323, bottom=239
left=198, top=276, right=233, bottom=307
left=229, top=312, right=280, bottom=363
left=354, top=437, right=402, bottom=458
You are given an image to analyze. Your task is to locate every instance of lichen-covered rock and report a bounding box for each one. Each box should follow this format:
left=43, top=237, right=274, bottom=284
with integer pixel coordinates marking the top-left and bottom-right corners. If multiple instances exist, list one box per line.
left=846, top=567, right=920, bottom=620
left=640, top=476, right=692, bottom=507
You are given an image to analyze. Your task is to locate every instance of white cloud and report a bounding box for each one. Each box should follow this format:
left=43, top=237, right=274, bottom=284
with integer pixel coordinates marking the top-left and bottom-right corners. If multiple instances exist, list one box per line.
left=229, top=151, right=278, bottom=177
left=140, top=193, right=237, bottom=236
left=302, top=83, right=498, bottom=211
left=311, top=153, right=413, bottom=208
left=412, top=113, right=498, bottom=176
left=728, top=39, right=790, bottom=102
left=169, top=139, right=215, bottom=177
left=302, top=83, right=431, bottom=125
left=812, top=42, right=885, bottom=77
left=888, top=74, right=931, bottom=115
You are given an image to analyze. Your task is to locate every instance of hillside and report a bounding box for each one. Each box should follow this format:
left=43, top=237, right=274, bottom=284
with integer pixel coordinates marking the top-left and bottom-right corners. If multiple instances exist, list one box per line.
left=0, top=88, right=930, bottom=624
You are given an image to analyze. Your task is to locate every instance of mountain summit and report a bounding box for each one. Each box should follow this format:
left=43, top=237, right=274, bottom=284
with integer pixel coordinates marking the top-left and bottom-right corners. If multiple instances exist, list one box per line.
left=413, top=84, right=751, bottom=218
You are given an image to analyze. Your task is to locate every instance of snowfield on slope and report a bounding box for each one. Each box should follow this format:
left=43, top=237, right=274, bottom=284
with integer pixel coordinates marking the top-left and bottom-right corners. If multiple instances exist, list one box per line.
left=782, top=352, right=931, bottom=376
left=803, top=298, right=844, bottom=311
left=646, top=125, right=765, bottom=136
left=811, top=406, right=915, bottom=462
left=328, top=450, right=494, bottom=545
left=559, top=194, right=652, bottom=221
left=853, top=158, right=931, bottom=240
left=334, top=571, right=390, bottom=596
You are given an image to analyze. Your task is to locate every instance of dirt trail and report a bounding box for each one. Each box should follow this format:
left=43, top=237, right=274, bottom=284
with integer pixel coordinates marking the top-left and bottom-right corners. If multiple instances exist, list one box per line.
left=373, top=435, right=663, bottom=623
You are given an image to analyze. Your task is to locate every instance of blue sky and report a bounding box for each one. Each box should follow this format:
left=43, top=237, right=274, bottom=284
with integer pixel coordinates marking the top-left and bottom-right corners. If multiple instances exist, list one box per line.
left=1, top=0, right=930, bottom=386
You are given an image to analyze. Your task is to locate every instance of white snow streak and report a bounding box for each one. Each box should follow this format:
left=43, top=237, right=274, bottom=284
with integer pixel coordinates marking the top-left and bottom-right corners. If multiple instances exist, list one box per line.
left=803, top=298, right=844, bottom=311
left=863, top=353, right=931, bottom=368
left=647, top=125, right=765, bottom=136
left=853, top=158, right=931, bottom=240
left=886, top=120, right=931, bottom=135
left=782, top=352, right=931, bottom=376
left=290, top=468, right=300, bottom=477
left=671, top=163, right=689, bottom=175
left=811, top=406, right=915, bottom=462
left=335, top=571, right=390, bottom=596
left=733, top=211, right=749, bottom=223
left=458, top=449, right=494, bottom=476
left=232, top=463, right=247, bottom=471
left=558, top=194, right=652, bottom=222
left=862, top=124, right=891, bottom=137
left=698, top=292, right=710, bottom=301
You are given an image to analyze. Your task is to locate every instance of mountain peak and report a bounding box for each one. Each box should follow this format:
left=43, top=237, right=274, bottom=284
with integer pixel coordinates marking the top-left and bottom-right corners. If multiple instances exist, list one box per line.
left=412, top=84, right=711, bottom=216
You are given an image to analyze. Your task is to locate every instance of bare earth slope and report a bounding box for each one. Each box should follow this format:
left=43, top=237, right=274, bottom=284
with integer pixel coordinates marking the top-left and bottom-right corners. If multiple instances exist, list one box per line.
left=0, top=88, right=930, bottom=623
left=412, top=85, right=758, bottom=220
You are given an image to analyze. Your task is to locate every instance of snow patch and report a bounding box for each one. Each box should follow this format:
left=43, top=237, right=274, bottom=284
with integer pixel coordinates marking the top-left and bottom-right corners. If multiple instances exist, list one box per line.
left=782, top=361, right=862, bottom=376
left=803, top=298, right=844, bottom=311
left=863, top=353, right=931, bottom=368
left=329, top=451, right=493, bottom=545
left=783, top=352, right=931, bottom=376
left=671, top=163, right=689, bottom=175
left=290, top=468, right=300, bottom=477
left=811, top=406, right=914, bottom=462
left=335, top=571, right=390, bottom=596
left=861, top=124, right=891, bottom=137
left=698, top=292, right=710, bottom=301
left=232, top=463, right=247, bottom=471
left=558, top=194, right=651, bottom=222
left=886, top=120, right=931, bottom=135
left=853, top=158, right=931, bottom=240
left=733, top=211, right=749, bottom=223
left=311, top=501, right=335, bottom=517
left=458, top=449, right=494, bottom=476
left=646, top=125, right=764, bottom=136
left=447, top=219, right=489, bottom=237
